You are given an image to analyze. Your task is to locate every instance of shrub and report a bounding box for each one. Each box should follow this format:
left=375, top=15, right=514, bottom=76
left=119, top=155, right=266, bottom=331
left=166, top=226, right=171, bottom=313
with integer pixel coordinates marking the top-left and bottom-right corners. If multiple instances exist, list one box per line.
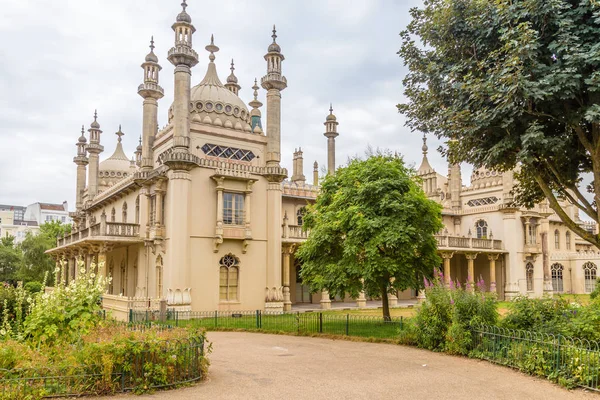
left=409, top=272, right=498, bottom=353
left=501, top=295, right=573, bottom=333
left=24, top=281, right=42, bottom=293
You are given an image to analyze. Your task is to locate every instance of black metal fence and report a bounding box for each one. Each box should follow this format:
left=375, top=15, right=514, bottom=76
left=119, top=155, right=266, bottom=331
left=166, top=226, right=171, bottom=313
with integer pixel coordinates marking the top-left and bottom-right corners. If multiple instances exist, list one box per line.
left=0, top=330, right=205, bottom=399
left=471, top=324, right=600, bottom=391
left=130, top=310, right=404, bottom=339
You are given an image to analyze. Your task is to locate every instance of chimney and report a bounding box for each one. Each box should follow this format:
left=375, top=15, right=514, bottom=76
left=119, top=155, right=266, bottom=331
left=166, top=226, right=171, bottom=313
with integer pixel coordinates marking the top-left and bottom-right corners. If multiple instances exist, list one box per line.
left=313, top=161, right=319, bottom=186
left=291, top=148, right=306, bottom=183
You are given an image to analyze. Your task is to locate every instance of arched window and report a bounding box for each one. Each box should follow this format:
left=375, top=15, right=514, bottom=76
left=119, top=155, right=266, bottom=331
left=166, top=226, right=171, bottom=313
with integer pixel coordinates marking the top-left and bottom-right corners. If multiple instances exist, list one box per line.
left=551, top=263, right=564, bottom=293
left=475, top=220, right=488, bottom=239
left=219, top=254, right=239, bottom=301
left=584, top=262, right=597, bottom=293
left=156, top=256, right=163, bottom=298
left=526, top=262, right=534, bottom=292
left=135, top=196, right=140, bottom=224
left=122, top=202, right=128, bottom=223
left=111, top=207, right=116, bottom=222
left=297, top=207, right=306, bottom=226
left=554, top=230, right=560, bottom=249
left=566, top=231, right=571, bottom=250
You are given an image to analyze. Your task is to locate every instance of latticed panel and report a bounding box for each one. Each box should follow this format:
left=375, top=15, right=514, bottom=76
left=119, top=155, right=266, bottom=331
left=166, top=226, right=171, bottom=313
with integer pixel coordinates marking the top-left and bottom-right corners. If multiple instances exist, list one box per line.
left=201, top=143, right=256, bottom=161
left=467, top=196, right=499, bottom=207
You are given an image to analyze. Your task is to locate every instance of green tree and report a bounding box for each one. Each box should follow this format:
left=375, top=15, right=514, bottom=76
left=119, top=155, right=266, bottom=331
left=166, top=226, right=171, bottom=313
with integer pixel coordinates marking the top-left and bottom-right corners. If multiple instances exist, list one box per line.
left=0, top=235, right=23, bottom=282
left=18, top=221, right=70, bottom=285
left=398, top=0, right=600, bottom=248
left=296, top=153, right=443, bottom=320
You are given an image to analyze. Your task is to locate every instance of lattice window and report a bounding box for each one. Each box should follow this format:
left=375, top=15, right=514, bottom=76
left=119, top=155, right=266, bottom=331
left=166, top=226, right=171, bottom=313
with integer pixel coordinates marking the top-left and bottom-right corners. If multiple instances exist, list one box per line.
left=201, top=143, right=256, bottom=162
left=554, top=230, right=560, bottom=249
left=467, top=197, right=499, bottom=207
left=219, top=254, right=239, bottom=301
left=475, top=220, right=488, bottom=239
left=526, top=262, right=534, bottom=292
left=223, top=193, right=244, bottom=225
left=584, top=262, right=597, bottom=293
left=551, top=263, right=564, bottom=293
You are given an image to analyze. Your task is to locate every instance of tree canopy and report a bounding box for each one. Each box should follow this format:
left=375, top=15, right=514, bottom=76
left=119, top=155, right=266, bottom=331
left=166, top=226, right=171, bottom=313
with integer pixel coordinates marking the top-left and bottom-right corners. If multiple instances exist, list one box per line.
left=398, top=0, right=600, bottom=248
left=296, top=153, right=443, bottom=319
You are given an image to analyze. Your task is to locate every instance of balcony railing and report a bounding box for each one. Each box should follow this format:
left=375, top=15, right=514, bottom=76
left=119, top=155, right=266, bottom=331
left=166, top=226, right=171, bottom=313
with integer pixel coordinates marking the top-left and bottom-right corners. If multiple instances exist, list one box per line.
left=57, top=222, right=140, bottom=247
left=435, top=235, right=503, bottom=251
left=282, top=224, right=309, bottom=240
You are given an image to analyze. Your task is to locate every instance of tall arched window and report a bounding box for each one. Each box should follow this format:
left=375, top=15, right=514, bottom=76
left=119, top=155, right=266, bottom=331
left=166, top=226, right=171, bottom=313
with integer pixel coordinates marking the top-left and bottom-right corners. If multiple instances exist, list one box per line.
left=156, top=255, right=163, bottom=298
left=111, top=207, right=116, bottom=222
left=551, top=263, right=564, bottom=293
left=297, top=207, right=306, bottom=226
left=566, top=231, right=571, bottom=250
left=122, top=202, right=128, bottom=223
left=526, top=262, right=534, bottom=292
left=554, top=230, right=560, bottom=249
left=475, top=220, right=488, bottom=239
left=219, top=254, right=239, bottom=301
left=135, top=196, right=140, bottom=224
left=584, top=262, right=597, bottom=293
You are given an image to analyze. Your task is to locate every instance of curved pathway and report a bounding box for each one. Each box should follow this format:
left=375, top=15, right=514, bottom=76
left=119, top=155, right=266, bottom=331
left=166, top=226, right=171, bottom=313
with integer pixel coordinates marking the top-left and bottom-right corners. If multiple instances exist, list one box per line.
left=107, top=332, right=595, bottom=399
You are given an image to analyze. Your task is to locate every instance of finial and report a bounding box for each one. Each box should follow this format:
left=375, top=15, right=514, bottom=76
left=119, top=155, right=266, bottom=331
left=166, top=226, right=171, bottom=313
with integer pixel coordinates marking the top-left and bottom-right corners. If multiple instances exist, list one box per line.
left=314, top=161, right=318, bottom=169
left=150, top=36, right=155, bottom=51
left=81, top=125, right=85, bottom=135
left=422, top=133, right=428, bottom=155
left=94, top=109, right=98, bottom=121
left=230, top=59, right=235, bottom=73
left=138, top=135, right=142, bottom=145
left=116, top=125, right=124, bottom=142
left=329, top=103, right=333, bottom=114
left=181, top=0, right=187, bottom=11
left=272, top=25, right=277, bottom=42
left=205, top=34, right=219, bottom=62
left=252, top=78, right=259, bottom=100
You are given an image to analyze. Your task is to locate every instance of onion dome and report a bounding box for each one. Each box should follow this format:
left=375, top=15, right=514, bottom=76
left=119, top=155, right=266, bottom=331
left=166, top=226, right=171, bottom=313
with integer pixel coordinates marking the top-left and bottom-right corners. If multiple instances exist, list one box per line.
left=136, top=136, right=142, bottom=152
left=78, top=125, right=87, bottom=143
left=145, top=36, right=158, bottom=63
left=176, top=0, right=192, bottom=23
left=227, top=59, right=238, bottom=84
left=268, top=25, right=281, bottom=53
left=99, top=126, right=131, bottom=176
left=326, top=103, right=337, bottom=121
left=90, top=110, right=100, bottom=129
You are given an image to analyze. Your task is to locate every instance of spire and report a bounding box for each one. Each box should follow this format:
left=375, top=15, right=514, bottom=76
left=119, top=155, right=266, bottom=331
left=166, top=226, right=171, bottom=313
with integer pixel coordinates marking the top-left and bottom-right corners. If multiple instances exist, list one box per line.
left=168, top=0, right=198, bottom=68
left=206, top=34, right=219, bottom=62
left=225, top=58, right=241, bottom=95
left=116, top=125, right=124, bottom=143
left=249, top=78, right=263, bottom=134
left=417, top=133, right=433, bottom=174
left=145, top=36, right=158, bottom=63
left=91, top=109, right=100, bottom=129
left=422, top=132, right=428, bottom=156
left=313, top=161, right=319, bottom=186
left=324, top=105, right=339, bottom=175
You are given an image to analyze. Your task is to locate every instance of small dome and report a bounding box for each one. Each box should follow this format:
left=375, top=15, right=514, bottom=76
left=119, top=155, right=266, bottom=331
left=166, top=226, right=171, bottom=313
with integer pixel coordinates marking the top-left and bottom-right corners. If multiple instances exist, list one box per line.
left=176, top=0, right=192, bottom=23
left=326, top=113, right=337, bottom=121
left=268, top=42, right=281, bottom=53
left=145, top=51, right=158, bottom=63
left=227, top=72, right=238, bottom=84
left=100, top=141, right=131, bottom=174
left=78, top=135, right=87, bottom=143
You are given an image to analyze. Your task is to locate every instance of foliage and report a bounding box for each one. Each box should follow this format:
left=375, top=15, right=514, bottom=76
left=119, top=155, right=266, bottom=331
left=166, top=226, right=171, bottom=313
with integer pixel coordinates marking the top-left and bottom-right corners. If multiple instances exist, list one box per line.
left=398, top=0, right=600, bottom=249
left=0, top=235, right=23, bottom=283
left=17, top=259, right=109, bottom=346
left=590, top=278, right=600, bottom=300
left=18, top=221, right=70, bottom=285
left=23, top=281, right=42, bottom=293
left=501, top=295, right=573, bottom=333
left=406, top=273, right=498, bottom=354
left=296, top=152, right=443, bottom=320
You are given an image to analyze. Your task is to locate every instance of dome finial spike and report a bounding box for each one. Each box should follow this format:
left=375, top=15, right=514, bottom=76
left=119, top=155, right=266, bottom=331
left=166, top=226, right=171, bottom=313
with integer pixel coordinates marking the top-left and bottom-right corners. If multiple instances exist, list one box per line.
left=329, top=103, right=333, bottom=114
left=150, top=36, right=155, bottom=51
left=81, top=125, right=85, bottom=135
left=205, top=34, right=219, bottom=62
left=116, top=125, right=124, bottom=143
left=94, top=109, right=98, bottom=121
left=138, top=135, right=142, bottom=145
left=272, top=25, right=277, bottom=43
left=181, top=0, right=187, bottom=11
left=230, top=59, right=235, bottom=73
left=422, top=133, right=428, bottom=155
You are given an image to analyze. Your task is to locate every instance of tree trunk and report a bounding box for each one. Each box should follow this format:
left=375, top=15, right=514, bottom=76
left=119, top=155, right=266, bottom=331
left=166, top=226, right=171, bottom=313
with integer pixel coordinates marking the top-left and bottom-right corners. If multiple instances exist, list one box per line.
left=381, top=286, right=391, bottom=321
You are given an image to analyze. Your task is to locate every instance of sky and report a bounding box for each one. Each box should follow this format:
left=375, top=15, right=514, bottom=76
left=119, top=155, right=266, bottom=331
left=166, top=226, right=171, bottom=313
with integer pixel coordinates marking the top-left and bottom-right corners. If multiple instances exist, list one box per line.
left=0, top=0, right=467, bottom=209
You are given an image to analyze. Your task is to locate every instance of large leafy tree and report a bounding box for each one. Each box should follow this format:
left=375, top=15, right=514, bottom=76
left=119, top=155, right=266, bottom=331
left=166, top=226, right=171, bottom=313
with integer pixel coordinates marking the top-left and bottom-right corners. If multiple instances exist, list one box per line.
left=18, top=221, right=71, bottom=285
left=296, top=153, right=443, bottom=320
left=0, top=236, right=23, bottom=283
left=398, top=0, right=600, bottom=248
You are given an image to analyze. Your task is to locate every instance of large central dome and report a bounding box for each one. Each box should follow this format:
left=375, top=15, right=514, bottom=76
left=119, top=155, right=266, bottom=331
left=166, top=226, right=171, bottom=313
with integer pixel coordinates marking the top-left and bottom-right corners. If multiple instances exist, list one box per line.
left=183, top=56, right=252, bottom=132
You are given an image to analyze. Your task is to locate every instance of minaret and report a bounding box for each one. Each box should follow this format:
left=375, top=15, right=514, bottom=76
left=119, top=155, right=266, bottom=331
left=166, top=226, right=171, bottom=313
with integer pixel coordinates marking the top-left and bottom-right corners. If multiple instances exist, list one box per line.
left=249, top=78, right=263, bottom=134
left=225, top=59, right=241, bottom=95
left=135, top=136, right=142, bottom=167
left=447, top=140, right=462, bottom=211
left=138, top=36, right=164, bottom=171
left=324, top=104, right=339, bottom=175
left=313, top=161, right=319, bottom=186
left=261, top=25, right=287, bottom=167
left=73, top=125, right=89, bottom=210
left=86, top=111, right=103, bottom=199
left=291, top=148, right=306, bottom=183
left=167, top=0, right=199, bottom=153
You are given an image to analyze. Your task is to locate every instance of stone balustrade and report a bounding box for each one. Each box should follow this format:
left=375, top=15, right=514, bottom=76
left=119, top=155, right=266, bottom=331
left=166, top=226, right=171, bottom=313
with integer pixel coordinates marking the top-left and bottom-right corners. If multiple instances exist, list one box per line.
left=57, top=222, right=140, bottom=247
left=282, top=224, right=309, bottom=240
left=102, top=294, right=162, bottom=322
left=435, top=235, right=503, bottom=251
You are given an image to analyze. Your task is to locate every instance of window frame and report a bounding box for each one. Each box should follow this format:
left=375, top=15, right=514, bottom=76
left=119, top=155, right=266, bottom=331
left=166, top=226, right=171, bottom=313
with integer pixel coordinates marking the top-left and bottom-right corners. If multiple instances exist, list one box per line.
left=526, top=262, right=534, bottom=292
left=584, top=262, right=597, bottom=293
left=554, top=230, right=560, bottom=249
left=551, top=263, right=564, bottom=293
left=475, top=219, right=488, bottom=239
left=566, top=231, right=571, bottom=250
left=223, top=192, right=245, bottom=226
left=219, top=254, right=240, bottom=302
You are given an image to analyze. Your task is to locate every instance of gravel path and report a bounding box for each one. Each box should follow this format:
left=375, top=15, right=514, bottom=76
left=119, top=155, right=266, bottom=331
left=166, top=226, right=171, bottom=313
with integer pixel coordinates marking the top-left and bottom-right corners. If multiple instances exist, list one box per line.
left=104, top=331, right=596, bottom=400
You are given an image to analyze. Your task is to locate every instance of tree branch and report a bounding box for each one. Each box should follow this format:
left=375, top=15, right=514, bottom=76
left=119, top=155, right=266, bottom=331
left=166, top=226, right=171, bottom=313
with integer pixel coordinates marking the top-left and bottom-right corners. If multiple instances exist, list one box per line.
left=533, top=172, right=599, bottom=248
left=573, top=125, right=595, bottom=156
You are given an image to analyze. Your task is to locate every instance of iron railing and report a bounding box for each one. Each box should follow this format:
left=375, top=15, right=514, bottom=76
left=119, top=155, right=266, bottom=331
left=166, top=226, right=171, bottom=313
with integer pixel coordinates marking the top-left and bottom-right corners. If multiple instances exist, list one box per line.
left=471, top=324, right=600, bottom=391
left=0, top=328, right=205, bottom=399
left=130, top=310, right=403, bottom=339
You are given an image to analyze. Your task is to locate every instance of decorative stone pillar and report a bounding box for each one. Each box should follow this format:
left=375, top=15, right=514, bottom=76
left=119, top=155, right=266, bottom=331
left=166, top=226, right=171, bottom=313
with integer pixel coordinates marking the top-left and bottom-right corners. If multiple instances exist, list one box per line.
left=282, top=244, right=295, bottom=311
left=388, top=277, right=398, bottom=307
left=441, top=252, right=454, bottom=286
left=416, top=290, right=426, bottom=303
left=356, top=279, right=367, bottom=308
left=313, top=161, right=319, bottom=186
left=320, top=289, right=332, bottom=310
left=488, top=254, right=499, bottom=292
left=465, top=253, right=478, bottom=292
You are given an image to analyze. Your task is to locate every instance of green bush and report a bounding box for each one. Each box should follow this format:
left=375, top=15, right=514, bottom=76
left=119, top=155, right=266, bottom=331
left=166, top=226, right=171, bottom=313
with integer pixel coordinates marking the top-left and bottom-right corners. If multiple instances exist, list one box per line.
left=24, top=281, right=42, bottom=293
left=409, top=272, right=498, bottom=353
left=501, top=295, right=573, bottom=333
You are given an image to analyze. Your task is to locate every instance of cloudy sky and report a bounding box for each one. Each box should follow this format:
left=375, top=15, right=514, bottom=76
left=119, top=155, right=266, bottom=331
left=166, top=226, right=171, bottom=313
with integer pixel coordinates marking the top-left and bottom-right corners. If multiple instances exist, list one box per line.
left=0, top=0, right=465, bottom=209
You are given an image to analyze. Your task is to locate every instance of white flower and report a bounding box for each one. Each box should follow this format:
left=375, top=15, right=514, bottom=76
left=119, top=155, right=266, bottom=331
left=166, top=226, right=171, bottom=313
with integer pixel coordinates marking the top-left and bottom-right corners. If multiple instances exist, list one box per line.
left=80, top=268, right=86, bottom=274
left=0, top=329, right=6, bottom=336
left=54, top=267, right=60, bottom=273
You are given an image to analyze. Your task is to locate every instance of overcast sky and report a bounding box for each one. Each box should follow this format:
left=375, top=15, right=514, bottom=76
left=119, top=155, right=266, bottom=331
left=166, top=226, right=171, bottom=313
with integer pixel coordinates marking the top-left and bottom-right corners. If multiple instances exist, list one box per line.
left=0, top=0, right=468, bottom=209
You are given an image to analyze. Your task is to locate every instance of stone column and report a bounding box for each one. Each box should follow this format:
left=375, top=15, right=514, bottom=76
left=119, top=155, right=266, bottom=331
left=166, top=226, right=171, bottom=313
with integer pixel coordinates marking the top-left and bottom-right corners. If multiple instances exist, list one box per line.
left=265, top=89, right=282, bottom=166
left=320, top=289, right=332, bottom=310
left=282, top=244, right=294, bottom=311
left=465, top=253, right=478, bottom=292
left=97, top=248, right=107, bottom=280
left=441, top=252, right=454, bottom=286
left=488, top=253, right=499, bottom=292
left=244, top=181, right=253, bottom=238
left=265, top=179, right=284, bottom=311
left=356, top=279, right=367, bottom=308
left=388, top=278, right=398, bottom=307
left=313, top=161, right=319, bottom=186
left=141, top=97, right=159, bottom=170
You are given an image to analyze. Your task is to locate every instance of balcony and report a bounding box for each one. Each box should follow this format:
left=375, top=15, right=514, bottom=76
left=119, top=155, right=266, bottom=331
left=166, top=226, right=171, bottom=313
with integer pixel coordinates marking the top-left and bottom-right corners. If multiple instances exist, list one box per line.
left=435, top=235, right=504, bottom=252
left=282, top=224, right=309, bottom=243
left=52, top=221, right=142, bottom=252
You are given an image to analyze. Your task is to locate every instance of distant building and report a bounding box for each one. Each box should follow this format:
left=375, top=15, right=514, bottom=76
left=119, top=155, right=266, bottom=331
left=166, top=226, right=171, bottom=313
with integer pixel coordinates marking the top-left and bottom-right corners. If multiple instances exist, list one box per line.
left=0, top=210, right=40, bottom=243
left=24, top=202, right=71, bottom=225
left=0, top=204, right=26, bottom=221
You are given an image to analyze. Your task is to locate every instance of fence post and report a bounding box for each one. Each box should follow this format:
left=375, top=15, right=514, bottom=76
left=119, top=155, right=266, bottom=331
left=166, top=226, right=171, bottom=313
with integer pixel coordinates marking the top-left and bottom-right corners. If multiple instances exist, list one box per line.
left=259, top=310, right=262, bottom=329
left=256, top=310, right=260, bottom=329
left=176, top=311, right=179, bottom=327
left=297, top=312, right=300, bottom=334
left=128, top=308, right=133, bottom=323
left=556, top=335, right=561, bottom=374
left=346, top=314, right=349, bottom=336
left=319, top=312, right=323, bottom=334
left=215, top=310, right=218, bottom=328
